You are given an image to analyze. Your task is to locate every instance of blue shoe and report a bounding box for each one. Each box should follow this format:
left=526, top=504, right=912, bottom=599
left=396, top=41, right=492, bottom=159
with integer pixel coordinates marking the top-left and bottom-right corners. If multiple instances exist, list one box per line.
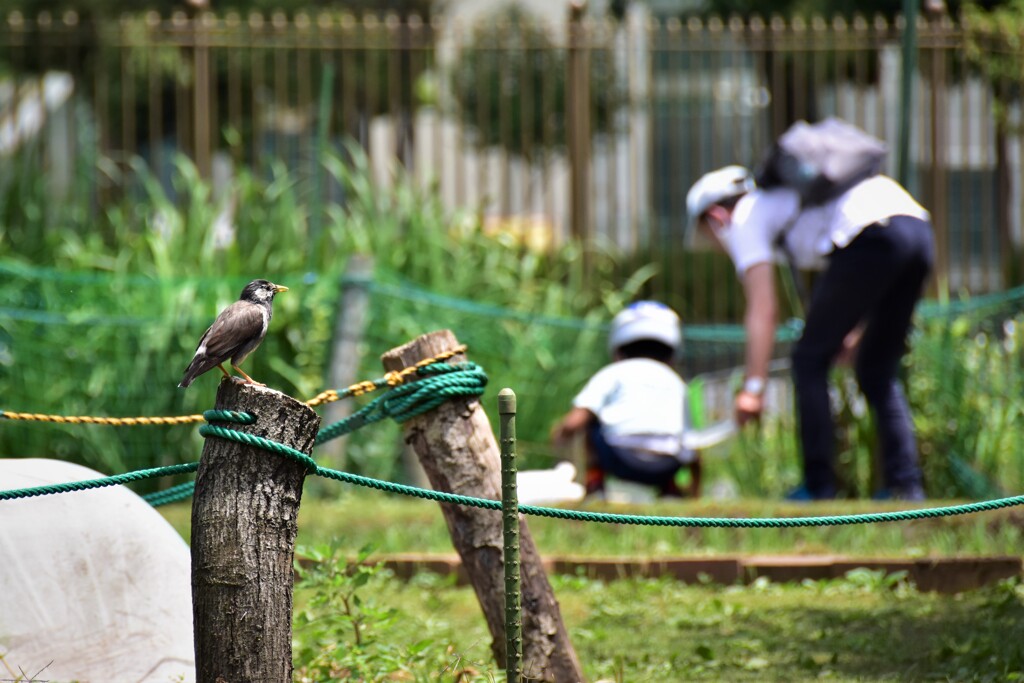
left=873, top=485, right=926, bottom=502
left=784, top=484, right=835, bottom=502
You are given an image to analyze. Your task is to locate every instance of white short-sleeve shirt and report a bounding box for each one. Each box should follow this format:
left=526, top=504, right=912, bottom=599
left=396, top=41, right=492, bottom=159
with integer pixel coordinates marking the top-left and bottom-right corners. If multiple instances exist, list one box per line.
left=722, top=175, right=931, bottom=274
left=572, top=357, right=687, bottom=452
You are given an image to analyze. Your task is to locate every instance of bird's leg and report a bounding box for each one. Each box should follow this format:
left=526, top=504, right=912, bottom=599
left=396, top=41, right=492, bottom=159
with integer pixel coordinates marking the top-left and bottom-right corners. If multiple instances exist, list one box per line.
left=232, top=364, right=266, bottom=386
left=217, top=364, right=232, bottom=379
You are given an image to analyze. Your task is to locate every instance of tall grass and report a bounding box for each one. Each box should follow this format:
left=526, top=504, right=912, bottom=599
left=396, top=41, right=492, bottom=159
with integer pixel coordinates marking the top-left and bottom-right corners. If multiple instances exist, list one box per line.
left=0, top=144, right=642, bottom=485
left=4, top=142, right=1024, bottom=499
left=909, top=310, right=1024, bottom=498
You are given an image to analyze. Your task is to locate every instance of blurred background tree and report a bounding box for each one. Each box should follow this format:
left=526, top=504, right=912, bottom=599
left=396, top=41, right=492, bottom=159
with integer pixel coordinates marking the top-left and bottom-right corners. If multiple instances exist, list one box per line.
left=449, top=3, right=625, bottom=158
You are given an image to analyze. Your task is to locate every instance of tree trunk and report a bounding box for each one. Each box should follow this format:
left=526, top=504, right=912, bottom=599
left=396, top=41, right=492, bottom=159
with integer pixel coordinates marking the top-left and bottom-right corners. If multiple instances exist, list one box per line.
left=191, top=380, right=321, bottom=683
left=382, top=330, right=585, bottom=683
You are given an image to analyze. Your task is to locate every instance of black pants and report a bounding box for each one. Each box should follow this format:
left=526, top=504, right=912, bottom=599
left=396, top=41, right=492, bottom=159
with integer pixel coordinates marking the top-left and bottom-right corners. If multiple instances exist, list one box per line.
left=791, top=215, right=934, bottom=496
left=586, top=422, right=681, bottom=486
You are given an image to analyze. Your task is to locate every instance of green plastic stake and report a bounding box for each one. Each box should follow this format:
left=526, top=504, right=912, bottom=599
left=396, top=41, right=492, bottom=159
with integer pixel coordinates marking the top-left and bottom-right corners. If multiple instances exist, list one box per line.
left=498, top=388, right=522, bottom=683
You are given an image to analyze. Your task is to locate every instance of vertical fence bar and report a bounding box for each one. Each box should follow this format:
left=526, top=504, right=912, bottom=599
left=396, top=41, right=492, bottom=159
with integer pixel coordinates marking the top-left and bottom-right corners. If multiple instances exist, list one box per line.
left=309, top=61, right=334, bottom=269
left=497, top=14, right=511, bottom=219
left=120, top=16, right=136, bottom=163
left=567, top=1, right=592, bottom=279
left=225, top=14, right=243, bottom=164
left=248, top=13, right=263, bottom=167
left=498, top=388, right=522, bottom=683
left=520, top=14, right=534, bottom=222
left=540, top=19, right=556, bottom=242
left=898, top=0, right=919, bottom=186
left=339, top=14, right=356, bottom=147
left=193, top=13, right=212, bottom=177
left=147, top=14, right=163, bottom=173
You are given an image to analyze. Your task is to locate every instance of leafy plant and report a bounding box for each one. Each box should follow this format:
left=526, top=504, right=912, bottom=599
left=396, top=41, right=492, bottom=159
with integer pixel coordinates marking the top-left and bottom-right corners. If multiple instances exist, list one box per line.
left=908, top=310, right=1024, bottom=498
left=292, top=543, right=498, bottom=682
left=0, top=141, right=640, bottom=482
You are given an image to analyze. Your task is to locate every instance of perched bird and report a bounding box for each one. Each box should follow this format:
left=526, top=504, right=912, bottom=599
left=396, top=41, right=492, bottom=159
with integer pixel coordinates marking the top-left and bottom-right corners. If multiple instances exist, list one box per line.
left=178, top=279, right=288, bottom=388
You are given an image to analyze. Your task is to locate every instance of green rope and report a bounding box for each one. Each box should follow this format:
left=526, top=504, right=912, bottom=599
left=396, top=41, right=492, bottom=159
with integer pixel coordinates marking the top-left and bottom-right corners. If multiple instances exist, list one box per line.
left=315, top=362, right=488, bottom=444
left=204, top=410, right=256, bottom=425
left=0, top=462, right=198, bottom=501
left=7, top=361, right=1024, bottom=528
left=198, top=416, right=1024, bottom=528
left=5, top=421, right=1024, bottom=527
left=142, top=480, right=199, bottom=507
left=0, top=364, right=486, bottom=507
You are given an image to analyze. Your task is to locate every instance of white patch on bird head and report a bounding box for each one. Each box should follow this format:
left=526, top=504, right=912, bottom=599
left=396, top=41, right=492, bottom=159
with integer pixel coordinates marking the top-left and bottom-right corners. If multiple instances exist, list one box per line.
left=252, top=284, right=275, bottom=302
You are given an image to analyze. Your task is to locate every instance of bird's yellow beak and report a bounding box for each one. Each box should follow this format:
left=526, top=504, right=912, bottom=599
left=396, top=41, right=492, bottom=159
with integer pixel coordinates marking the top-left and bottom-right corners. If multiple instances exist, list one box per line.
left=274, top=285, right=289, bottom=293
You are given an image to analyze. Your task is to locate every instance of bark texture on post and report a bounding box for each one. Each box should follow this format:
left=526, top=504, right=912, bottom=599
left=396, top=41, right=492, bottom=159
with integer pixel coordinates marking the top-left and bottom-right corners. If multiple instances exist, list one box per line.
left=191, top=380, right=321, bottom=683
left=382, top=330, right=585, bottom=683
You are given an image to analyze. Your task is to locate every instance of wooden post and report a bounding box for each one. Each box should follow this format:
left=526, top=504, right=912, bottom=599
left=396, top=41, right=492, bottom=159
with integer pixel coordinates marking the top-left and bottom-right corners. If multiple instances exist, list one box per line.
left=321, top=254, right=373, bottom=471
left=382, top=331, right=585, bottom=683
left=191, top=381, right=321, bottom=683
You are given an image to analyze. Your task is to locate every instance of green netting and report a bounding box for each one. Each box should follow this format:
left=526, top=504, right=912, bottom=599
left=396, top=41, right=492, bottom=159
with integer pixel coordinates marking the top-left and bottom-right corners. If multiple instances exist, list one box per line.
left=0, top=263, right=337, bottom=483
left=4, top=260, right=1024, bottom=498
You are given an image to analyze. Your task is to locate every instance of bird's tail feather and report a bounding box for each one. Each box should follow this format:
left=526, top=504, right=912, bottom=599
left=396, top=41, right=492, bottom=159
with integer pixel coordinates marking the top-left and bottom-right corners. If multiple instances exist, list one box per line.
left=178, top=359, right=206, bottom=388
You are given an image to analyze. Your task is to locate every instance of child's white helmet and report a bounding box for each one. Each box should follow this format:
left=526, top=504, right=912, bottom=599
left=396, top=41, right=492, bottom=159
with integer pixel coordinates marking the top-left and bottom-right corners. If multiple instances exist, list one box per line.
left=608, top=301, right=682, bottom=354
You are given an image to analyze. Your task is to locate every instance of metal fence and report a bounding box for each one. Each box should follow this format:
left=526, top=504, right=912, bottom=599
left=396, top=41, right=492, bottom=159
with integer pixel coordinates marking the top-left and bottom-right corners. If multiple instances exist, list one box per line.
left=2, top=8, right=1022, bottom=319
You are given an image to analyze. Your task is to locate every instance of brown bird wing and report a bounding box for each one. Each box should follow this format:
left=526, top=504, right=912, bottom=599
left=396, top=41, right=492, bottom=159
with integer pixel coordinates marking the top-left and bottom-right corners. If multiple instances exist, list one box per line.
left=179, top=301, right=269, bottom=387
left=199, top=300, right=267, bottom=363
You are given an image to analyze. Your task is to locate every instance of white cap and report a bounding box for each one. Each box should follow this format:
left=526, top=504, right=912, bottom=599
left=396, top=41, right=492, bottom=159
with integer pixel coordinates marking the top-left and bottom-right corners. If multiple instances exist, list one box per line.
left=685, top=165, right=755, bottom=234
left=608, top=301, right=682, bottom=354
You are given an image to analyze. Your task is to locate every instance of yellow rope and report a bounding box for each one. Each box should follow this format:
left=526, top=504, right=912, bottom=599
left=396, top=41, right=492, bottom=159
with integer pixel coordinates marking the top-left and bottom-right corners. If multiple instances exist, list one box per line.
left=1, top=344, right=468, bottom=424
left=0, top=412, right=206, bottom=425
left=304, top=344, right=467, bottom=406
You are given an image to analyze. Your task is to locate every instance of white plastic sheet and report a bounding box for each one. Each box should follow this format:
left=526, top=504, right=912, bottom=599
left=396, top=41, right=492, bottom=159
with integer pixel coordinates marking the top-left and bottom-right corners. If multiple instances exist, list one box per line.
left=516, top=462, right=586, bottom=505
left=0, top=459, right=194, bottom=683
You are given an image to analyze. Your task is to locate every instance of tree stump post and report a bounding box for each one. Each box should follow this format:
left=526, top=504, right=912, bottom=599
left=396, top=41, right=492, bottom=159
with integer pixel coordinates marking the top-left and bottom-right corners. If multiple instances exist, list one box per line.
left=190, top=380, right=321, bottom=683
left=382, top=330, right=585, bottom=683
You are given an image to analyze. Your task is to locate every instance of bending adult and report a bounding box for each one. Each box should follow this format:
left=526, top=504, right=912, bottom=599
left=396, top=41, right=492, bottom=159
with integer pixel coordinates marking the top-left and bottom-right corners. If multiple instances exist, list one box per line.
left=686, top=164, right=933, bottom=500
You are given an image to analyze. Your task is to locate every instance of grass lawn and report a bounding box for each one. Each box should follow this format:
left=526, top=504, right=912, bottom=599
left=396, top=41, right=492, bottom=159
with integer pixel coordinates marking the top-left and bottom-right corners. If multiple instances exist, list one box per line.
left=161, top=491, right=1024, bottom=681
left=292, top=563, right=1024, bottom=682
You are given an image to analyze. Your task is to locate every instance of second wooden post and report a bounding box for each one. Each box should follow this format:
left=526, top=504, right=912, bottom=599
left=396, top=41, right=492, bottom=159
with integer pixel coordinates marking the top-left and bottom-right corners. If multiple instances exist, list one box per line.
left=383, top=330, right=584, bottom=683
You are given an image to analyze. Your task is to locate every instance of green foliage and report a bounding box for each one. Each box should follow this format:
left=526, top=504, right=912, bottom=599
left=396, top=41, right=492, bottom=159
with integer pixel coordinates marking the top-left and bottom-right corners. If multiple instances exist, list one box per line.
left=449, top=4, right=626, bottom=158
left=289, top=548, right=1024, bottom=683
left=293, top=543, right=498, bottom=682
left=0, top=140, right=640, bottom=482
left=908, top=310, right=1024, bottom=498
left=6, top=122, right=1024, bottom=500
left=293, top=543, right=491, bottom=682
left=963, top=0, right=1024, bottom=128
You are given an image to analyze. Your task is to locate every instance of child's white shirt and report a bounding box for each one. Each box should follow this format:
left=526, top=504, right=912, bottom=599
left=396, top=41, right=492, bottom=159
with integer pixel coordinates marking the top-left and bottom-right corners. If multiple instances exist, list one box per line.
left=572, top=357, right=687, bottom=454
